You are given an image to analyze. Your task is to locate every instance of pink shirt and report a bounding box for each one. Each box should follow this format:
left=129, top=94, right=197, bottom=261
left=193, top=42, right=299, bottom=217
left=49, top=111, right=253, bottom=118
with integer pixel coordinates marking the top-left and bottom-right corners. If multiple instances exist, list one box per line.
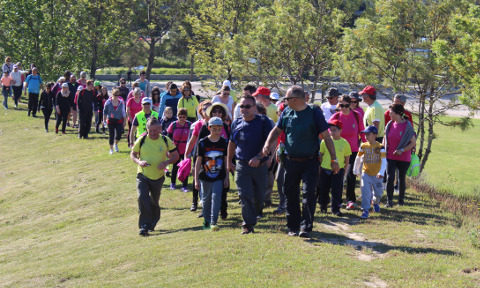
left=386, top=121, right=411, bottom=162
left=126, top=97, right=143, bottom=120
left=1, top=76, right=12, bottom=87
left=167, top=121, right=190, bottom=155
left=193, top=119, right=206, bottom=137
left=332, top=111, right=365, bottom=152
left=354, top=107, right=364, bottom=120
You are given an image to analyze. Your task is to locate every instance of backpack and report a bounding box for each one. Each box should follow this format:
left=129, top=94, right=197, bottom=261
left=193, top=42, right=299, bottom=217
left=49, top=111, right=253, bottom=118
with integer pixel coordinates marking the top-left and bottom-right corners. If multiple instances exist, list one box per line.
left=139, top=133, right=168, bottom=150
left=407, top=152, right=420, bottom=177
left=331, top=109, right=361, bottom=130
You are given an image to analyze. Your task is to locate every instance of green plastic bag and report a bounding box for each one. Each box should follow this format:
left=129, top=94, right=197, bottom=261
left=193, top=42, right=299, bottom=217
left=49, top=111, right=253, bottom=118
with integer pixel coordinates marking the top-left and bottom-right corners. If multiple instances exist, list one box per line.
left=407, top=152, right=420, bottom=177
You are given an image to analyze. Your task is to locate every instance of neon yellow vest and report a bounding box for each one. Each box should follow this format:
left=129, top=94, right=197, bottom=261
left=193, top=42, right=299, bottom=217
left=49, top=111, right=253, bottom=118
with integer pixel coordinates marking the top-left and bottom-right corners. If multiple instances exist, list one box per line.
left=135, top=110, right=159, bottom=138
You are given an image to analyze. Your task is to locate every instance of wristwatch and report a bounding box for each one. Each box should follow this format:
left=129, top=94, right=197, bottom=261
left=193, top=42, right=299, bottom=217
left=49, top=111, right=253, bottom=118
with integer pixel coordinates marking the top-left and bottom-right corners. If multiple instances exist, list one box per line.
left=400, top=148, right=404, bottom=152
left=256, top=155, right=262, bottom=160
left=331, top=158, right=339, bottom=163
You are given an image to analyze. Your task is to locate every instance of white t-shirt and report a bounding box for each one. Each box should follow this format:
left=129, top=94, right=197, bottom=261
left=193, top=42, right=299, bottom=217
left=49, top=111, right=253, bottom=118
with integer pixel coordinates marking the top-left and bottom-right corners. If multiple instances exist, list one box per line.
left=212, top=95, right=234, bottom=120
left=321, top=102, right=337, bottom=121
left=10, top=70, right=26, bottom=87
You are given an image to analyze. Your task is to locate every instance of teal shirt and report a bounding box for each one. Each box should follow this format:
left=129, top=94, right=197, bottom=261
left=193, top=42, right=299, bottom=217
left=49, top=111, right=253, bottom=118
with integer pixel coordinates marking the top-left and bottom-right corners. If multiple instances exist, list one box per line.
left=277, top=106, right=329, bottom=158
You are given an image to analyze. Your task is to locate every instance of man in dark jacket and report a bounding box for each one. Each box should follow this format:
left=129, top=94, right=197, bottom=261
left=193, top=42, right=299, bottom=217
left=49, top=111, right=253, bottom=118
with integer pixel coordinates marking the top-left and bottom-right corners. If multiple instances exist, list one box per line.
left=77, top=80, right=97, bottom=139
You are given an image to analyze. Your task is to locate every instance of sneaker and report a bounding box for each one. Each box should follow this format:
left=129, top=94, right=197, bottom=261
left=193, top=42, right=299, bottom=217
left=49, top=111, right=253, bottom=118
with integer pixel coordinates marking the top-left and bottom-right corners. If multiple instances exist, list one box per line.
left=242, top=226, right=254, bottom=234
left=384, top=202, right=394, bottom=208
left=109, top=149, right=114, bottom=155
left=288, top=231, right=299, bottom=237
left=346, top=201, right=358, bottom=210
left=45, top=129, right=48, bottom=133
left=114, top=144, right=119, bottom=152
left=373, top=203, right=380, bottom=213
left=361, top=211, right=369, bottom=219
left=211, top=224, right=220, bottom=231
left=220, top=213, right=228, bottom=220
left=203, top=221, right=210, bottom=230
left=256, top=214, right=263, bottom=220
left=170, top=183, right=176, bottom=190
left=197, top=212, right=203, bottom=218
left=190, top=203, right=197, bottom=211
left=181, top=187, right=189, bottom=193
left=55, top=127, right=58, bottom=134
left=139, top=228, right=149, bottom=236
left=333, top=211, right=343, bottom=217
left=62, top=131, right=66, bottom=135
left=299, top=230, right=311, bottom=238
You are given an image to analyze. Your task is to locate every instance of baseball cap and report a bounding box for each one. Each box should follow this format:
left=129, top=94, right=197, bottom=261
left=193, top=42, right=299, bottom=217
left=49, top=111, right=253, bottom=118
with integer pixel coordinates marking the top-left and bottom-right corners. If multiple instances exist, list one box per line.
left=142, top=97, right=152, bottom=105
left=270, top=92, right=280, bottom=101
left=222, top=80, right=232, bottom=90
left=13, top=65, right=18, bottom=69
left=94, top=81, right=101, bottom=87
left=359, top=86, right=376, bottom=96
left=361, top=125, right=378, bottom=134
left=77, top=86, right=84, bottom=91
left=252, top=86, right=271, bottom=97
left=208, top=116, right=223, bottom=126
left=328, top=119, right=343, bottom=129
left=327, top=87, right=342, bottom=97
left=61, top=83, right=69, bottom=88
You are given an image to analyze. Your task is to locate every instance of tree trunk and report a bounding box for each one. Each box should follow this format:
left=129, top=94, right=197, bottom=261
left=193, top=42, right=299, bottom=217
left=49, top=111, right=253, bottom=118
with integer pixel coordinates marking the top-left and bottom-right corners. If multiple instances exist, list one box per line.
left=420, top=93, right=435, bottom=172
left=90, top=43, right=97, bottom=79
left=190, top=53, right=195, bottom=81
left=417, top=93, right=426, bottom=162
left=146, top=39, right=156, bottom=80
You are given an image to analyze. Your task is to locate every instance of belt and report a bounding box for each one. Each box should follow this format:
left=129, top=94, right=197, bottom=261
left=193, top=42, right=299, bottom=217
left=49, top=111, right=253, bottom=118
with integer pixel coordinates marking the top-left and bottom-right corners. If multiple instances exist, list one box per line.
left=286, top=155, right=315, bottom=162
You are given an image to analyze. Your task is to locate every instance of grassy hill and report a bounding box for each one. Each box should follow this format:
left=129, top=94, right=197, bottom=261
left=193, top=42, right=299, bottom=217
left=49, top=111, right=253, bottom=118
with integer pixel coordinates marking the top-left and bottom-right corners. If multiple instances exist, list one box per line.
left=1, top=101, right=479, bottom=287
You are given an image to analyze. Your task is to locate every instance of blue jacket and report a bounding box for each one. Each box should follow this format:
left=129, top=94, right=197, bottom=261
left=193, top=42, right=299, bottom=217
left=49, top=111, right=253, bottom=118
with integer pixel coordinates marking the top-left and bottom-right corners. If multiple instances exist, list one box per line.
left=158, top=91, right=182, bottom=117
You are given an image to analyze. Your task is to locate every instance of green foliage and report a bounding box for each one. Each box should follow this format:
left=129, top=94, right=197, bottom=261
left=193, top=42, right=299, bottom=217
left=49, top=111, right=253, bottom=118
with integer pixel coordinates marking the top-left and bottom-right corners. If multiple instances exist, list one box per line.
left=153, top=57, right=189, bottom=68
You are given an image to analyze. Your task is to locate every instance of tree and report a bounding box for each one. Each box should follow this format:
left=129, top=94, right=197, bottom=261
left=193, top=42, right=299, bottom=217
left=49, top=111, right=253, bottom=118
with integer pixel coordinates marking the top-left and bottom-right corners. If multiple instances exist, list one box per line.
left=434, top=2, right=480, bottom=111
left=336, top=0, right=467, bottom=172
left=132, top=0, right=188, bottom=79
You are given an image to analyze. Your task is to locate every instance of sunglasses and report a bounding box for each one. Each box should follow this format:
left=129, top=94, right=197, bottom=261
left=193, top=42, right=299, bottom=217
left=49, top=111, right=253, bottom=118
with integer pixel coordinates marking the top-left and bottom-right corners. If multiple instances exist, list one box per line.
left=351, top=100, right=358, bottom=103
left=121, top=82, right=126, bottom=84
left=239, top=105, right=253, bottom=109
left=153, top=93, right=159, bottom=95
left=327, top=96, right=337, bottom=99
left=284, top=97, right=297, bottom=101
left=339, top=104, right=349, bottom=108
left=113, top=94, right=121, bottom=96
left=183, top=88, right=190, bottom=91
left=143, top=103, right=151, bottom=105
left=212, top=109, right=223, bottom=113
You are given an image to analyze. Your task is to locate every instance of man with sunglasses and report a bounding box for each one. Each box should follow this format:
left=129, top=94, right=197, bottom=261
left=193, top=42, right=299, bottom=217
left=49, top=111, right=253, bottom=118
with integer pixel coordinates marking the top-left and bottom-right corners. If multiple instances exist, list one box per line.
left=227, top=95, right=274, bottom=234
left=321, top=87, right=342, bottom=121
left=262, top=85, right=339, bottom=238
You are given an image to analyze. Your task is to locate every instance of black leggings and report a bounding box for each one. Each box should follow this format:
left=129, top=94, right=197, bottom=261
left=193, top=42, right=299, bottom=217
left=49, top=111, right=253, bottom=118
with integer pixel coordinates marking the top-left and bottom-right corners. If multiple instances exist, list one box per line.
left=108, top=122, right=123, bottom=145
left=12, top=86, right=22, bottom=106
left=56, top=110, right=69, bottom=132
left=42, top=108, right=52, bottom=130
left=344, top=151, right=358, bottom=203
left=96, top=111, right=105, bottom=133
left=28, top=93, right=39, bottom=116
left=386, top=159, right=410, bottom=204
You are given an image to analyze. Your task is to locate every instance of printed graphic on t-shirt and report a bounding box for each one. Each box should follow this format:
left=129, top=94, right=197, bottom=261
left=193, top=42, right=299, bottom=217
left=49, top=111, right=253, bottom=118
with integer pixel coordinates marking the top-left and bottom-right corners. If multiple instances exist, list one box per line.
left=204, top=151, right=223, bottom=178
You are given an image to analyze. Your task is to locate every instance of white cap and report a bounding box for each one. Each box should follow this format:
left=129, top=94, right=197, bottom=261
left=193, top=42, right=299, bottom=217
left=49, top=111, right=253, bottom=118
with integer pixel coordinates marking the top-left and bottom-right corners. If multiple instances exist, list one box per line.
left=270, top=92, right=280, bottom=100
left=222, top=80, right=232, bottom=90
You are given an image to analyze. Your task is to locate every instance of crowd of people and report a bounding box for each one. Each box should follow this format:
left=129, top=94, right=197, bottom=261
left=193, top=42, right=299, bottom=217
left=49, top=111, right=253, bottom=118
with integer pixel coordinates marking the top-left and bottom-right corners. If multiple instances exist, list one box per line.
left=2, top=56, right=417, bottom=237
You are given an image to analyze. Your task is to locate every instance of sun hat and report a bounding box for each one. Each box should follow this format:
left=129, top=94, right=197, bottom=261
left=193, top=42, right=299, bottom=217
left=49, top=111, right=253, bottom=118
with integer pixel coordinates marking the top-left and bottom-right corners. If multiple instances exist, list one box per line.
left=206, top=102, right=229, bottom=116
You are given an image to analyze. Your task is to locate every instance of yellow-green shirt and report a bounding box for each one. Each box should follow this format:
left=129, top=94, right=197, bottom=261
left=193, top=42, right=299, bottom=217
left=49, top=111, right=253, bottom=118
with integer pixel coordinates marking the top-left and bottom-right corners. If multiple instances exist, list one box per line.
left=364, top=100, right=385, bottom=137
left=133, top=135, right=177, bottom=180
left=177, top=96, right=199, bottom=119
left=320, top=137, right=351, bottom=169
left=267, top=103, right=278, bottom=124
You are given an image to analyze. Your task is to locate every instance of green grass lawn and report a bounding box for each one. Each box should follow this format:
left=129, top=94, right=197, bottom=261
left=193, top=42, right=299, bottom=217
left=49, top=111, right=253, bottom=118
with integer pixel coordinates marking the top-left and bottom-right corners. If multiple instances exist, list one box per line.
left=420, top=117, right=480, bottom=199
left=1, top=100, right=480, bottom=287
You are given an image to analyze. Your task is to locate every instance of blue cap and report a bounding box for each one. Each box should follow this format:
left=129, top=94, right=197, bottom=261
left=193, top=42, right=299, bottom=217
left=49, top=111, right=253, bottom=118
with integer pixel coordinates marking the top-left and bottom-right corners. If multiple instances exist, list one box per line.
left=361, top=125, right=378, bottom=134
left=208, top=116, right=223, bottom=126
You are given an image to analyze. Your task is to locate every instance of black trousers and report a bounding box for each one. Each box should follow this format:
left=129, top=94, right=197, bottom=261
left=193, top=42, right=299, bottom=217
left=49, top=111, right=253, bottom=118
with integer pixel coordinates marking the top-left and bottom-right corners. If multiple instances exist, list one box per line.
left=78, top=110, right=93, bottom=138
left=171, top=154, right=188, bottom=187
left=12, top=86, right=22, bottom=106
left=344, top=151, right=358, bottom=203
left=108, top=122, right=123, bottom=145
left=386, top=159, right=410, bottom=205
left=96, top=111, right=105, bottom=133
left=56, top=110, right=69, bottom=132
left=28, top=93, right=39, bottom=116
left=42, top=108, right=52, bottom=130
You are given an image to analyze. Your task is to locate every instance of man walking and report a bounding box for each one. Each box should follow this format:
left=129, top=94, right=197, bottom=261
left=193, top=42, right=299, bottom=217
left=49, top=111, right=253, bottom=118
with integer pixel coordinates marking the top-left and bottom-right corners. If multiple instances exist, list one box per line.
left=263, top=85, right=339, bottom=238
left=227, top=95, right=273, bottom=234
left=77, top=80, right=96, bottom=139
left=24, top=67, right=43, bottom=117
left=360, top=86, right=385, bottom=143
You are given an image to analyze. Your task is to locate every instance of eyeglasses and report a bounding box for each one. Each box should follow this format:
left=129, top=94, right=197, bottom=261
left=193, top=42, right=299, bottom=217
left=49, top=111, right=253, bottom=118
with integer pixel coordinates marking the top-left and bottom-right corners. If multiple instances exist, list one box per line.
left=183, top=88, right=190, bottom=91
left=239, top=105, right=253, bottom=109
left=339, top=104, right=349, bottom=108
left=143, top=103, right=151, bottom=105
left=222, top=93, right=230, bottom=96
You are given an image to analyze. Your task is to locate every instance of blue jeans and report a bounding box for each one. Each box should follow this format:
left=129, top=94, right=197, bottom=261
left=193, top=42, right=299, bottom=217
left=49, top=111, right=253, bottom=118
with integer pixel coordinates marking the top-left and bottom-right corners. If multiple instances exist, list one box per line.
left=317, top=168, right=345, bottom=213
left=283, top=157, right=319, bottom=232
left=200, top=180, right=223, bottom=224
left=137, top=173, right=165, bottom=230
left=361, top=173, right=384, bottom=211
left=235, top=160, right=268, bottom=227
left=2, top=87, right=9, bottom=108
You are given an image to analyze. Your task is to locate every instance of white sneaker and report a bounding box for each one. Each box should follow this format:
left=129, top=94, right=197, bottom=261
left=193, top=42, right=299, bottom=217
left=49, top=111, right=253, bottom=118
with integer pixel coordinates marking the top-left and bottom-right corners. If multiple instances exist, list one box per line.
left=109, top=149, right=114, bottom=155
left=114, top=144, right=119, bottom=152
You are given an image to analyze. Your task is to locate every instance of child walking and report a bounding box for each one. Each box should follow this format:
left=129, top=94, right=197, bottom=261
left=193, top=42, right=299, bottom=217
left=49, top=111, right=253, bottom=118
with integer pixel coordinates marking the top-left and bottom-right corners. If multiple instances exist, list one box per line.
left=194, top=117, right=229, bottom=231
left=1, top=71, right=14, bottom=109
left=167, top=108, right=191, bottom=191
left=353, top=125, right=387, bottom=219
left=160, top=106, right=177, bottom=135
left=317, top=119, right=351, bottom=216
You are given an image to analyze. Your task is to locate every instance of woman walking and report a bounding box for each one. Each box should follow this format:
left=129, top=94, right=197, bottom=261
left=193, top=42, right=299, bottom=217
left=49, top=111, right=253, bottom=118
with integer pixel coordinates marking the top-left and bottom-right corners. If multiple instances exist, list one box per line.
left=103, top=88, right=127, bottom=154
left=177, top=82, right=199, bottom=122
left=384, top=104, right=416, bottom=207
left=39, top=82, right=55, bottom=132
left=55, top=83, right=71, bottom=134
left=96, top=86, right=109, bottom=134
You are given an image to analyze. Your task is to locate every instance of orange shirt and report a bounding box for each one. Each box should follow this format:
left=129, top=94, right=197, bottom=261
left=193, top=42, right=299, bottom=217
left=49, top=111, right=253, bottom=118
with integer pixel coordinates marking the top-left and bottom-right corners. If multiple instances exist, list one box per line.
left=1, top=76, right=13, bottom=87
